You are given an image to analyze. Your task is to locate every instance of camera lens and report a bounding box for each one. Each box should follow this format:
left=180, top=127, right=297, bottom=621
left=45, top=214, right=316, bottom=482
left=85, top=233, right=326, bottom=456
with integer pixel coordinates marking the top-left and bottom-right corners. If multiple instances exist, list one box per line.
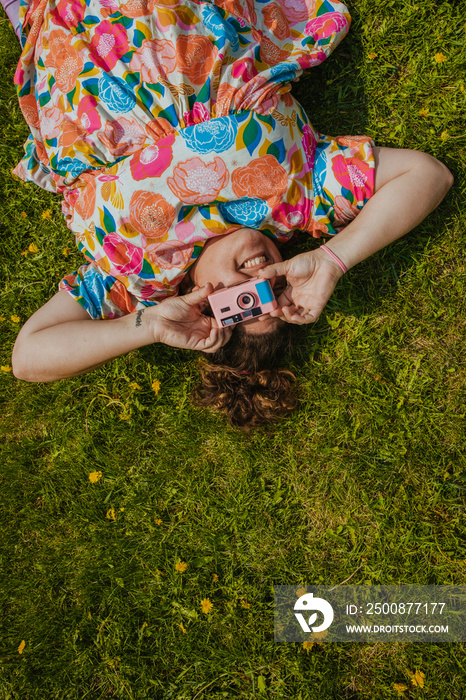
left=237, top=292, right=256, bottom=310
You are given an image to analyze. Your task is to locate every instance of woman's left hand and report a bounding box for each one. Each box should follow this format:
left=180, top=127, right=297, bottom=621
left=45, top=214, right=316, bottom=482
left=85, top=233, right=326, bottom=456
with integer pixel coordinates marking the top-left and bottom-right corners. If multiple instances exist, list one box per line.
left=259, top=248, right=345, bottom=324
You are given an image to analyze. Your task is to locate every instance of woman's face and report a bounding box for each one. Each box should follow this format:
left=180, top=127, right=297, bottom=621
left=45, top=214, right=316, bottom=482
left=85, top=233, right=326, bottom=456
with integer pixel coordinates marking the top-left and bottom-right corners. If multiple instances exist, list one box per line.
left=189, top=228, right=285, bottom=334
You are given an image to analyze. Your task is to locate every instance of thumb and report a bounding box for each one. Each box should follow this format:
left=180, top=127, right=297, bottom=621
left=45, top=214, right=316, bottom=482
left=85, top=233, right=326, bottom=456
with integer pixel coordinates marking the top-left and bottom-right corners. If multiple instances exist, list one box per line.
left=184, top=283, right=213, bottom=305
left=258, top=260, right=289, bottom=280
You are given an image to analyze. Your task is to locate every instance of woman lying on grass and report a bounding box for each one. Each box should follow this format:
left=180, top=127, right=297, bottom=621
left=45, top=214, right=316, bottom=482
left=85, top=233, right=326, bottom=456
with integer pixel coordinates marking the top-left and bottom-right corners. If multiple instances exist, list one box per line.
left=9, top=0, right=452, bottom=427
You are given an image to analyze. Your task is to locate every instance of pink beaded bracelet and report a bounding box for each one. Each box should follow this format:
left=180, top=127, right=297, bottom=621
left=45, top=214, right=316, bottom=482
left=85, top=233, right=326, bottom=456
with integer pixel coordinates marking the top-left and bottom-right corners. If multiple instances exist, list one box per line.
left=320, top=245, right=347, bottom=274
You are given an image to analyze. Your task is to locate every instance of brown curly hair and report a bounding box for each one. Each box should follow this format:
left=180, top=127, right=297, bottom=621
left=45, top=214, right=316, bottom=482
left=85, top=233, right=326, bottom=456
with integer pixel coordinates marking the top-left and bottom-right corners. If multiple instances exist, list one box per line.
left=191, top=322, right=298, bottom=429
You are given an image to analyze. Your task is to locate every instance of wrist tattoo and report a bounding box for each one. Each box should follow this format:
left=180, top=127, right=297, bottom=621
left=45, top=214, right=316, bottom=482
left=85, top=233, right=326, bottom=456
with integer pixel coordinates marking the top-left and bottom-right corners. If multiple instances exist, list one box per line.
left=135, top=310, right=145, bottom=327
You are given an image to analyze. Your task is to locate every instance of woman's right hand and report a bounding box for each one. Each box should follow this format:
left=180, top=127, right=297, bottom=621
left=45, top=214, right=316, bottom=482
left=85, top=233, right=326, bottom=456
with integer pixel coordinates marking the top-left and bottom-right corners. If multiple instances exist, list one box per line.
left=150, top=284, right=233, bottom=353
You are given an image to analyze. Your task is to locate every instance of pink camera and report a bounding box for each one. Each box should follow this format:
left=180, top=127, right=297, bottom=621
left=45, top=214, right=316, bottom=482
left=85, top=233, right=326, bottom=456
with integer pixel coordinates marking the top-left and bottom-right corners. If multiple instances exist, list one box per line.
left=207, top=277, right=278, bottom=327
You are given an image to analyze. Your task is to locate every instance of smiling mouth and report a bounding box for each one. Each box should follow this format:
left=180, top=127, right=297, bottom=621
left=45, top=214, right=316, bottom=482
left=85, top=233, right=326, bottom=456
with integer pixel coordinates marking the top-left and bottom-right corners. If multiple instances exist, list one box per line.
left=239, top=254, right=268, bottom=271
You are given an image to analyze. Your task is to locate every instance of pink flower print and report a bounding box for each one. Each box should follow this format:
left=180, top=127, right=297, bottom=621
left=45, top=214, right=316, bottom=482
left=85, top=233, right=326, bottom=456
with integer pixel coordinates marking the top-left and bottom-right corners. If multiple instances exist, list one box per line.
left=302, top=124, right=316, bottom=171
left=129, top=38, right=176, bottom=83
left=277, top=0, right=316, bottom=24
left=102, top=232, right=144, bottom=276
left=99, top=0, right=119, bottom=18
left=296, top=50, right=327, bottom=70
left=167, top=157, right=229, bottom=205
left=99, top=118, right=148, bottom=157
left=54, top=0, right=86, bottom=29
left=40, top=105, right=65, bottom=140
left=331, top=155, right=374, bottom=203
left=231, top=57, right=258, bottom=82
left=145, top=240, right=194, bottom=270
left=305, top=12, right=348, bottom=41
left=272, top=202, right=305, bottom=229
left=183, top=102, right=210, bottom=128
left=138, top=282, right=167, bottom=299
left=129, top=134, right=175, bottom=180
left=89, top=21, right=130, bottom=70
left=333, top=195, right=360, bottom=225
left=77, top=96, right=101, bottom=135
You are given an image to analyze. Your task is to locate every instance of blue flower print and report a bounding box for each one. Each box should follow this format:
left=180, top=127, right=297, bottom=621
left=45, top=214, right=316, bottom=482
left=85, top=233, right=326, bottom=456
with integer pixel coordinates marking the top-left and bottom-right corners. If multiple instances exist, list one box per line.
left=270, top=63, right=298, bottom=83
left=56, top=157, right=89, bottom=178
left=201, top=5, right=240, bottom=52
left=182, top=117, right=238, bottom=154
left=219, top=198, right=269, bottom=227
left=98, top=75, right=136, bottom=113
left=78, top=264, right=114, bottom=319
left=312, top=146, right=328, bottom=198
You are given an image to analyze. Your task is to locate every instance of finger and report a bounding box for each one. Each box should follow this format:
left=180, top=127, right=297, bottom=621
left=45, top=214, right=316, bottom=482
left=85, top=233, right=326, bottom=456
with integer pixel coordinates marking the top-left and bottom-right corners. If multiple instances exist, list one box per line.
left=185, top=283, right=214, bottom=306
left=257, top=261, right=288, bottom=280
left=202, top=326, right=232, bottom=353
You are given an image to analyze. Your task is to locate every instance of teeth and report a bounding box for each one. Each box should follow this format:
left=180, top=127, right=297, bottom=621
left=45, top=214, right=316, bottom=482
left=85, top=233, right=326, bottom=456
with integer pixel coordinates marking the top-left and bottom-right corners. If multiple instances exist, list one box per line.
left=242, top=255, right=267, bottom=268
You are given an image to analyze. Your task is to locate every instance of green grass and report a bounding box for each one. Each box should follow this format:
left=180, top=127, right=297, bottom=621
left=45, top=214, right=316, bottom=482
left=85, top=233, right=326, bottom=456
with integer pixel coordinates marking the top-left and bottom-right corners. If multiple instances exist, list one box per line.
left=1, top=0, right=465, bottom=698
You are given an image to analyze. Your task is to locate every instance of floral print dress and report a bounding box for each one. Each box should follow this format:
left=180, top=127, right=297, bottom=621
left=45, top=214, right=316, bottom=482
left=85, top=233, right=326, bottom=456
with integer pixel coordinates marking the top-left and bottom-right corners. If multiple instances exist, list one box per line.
left=13, top=0, right=375, bottom=318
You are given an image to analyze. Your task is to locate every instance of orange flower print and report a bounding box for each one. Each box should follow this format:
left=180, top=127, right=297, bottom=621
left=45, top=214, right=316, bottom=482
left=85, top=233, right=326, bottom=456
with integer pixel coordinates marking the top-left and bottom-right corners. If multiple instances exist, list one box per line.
left=40, top=104, right=64, bottom=141
left=119, top=0, right=155, bottom=18
left=333, top=195, right=360, bottom=225
left=258, top=35, right=290, bottom=66
left=215, top=82, right=236, bottom=117
left=129, top=190, right=176, bottom=239
left=44, top=34, right=83, bottom=94
left=129, top=38, right=176, bottom=83
left=167, top=157, right=229, bottom=204
left=99, top=118, right=148, bottom=157
left=145, top=117, right=177, bottom=141
left=59, top=119, right=86, bottom=148
left=175, top=35, right=218, bottom=85
left=262, top=3, right=291, bottom=40
left=109, top=280, right=137, bottom=313
left=18, top=95, right=40, bottom=129
left=335, top=135, right=371, bottom=159
left=74, top=174, right=97, bottom=220
left=232, top=155, right=288, bottom=206
left=145, top=240, right=194, bottom=270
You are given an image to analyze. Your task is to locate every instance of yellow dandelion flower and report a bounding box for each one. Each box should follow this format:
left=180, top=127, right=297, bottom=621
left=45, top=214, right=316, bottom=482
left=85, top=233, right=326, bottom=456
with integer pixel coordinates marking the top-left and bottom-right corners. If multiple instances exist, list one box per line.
left=0, top=317, right=4, bottom=322
left=409, top=670, right=425, bottom=688
left=129, top=382, right=141, bottom=390
left=419, top=109, right=429, bottom=117
left=28, top=243, right=38, bottom=253
left=20, top=211, right=27, bottom=218
left=119, top=413, right=130, bottom=420
left=240, top=600, right=251, bottom=609
left=175, top=561, right=188, bottom=572
left=434, top=52, right=446, bottom=63
left=89, top=470, right=102, bottom=483
left=200, top=598, right=213, bottom=614
left=441, top=131, right=449, bottom=140
left=302, top=641, right=314, bottom=652
left=18, top=640, right=26, bottom=654
left=311, top=629, right=328, bottom=643
left=179, top=622, right=187, bottom=634
left=212, top=574, right=219, bottom=582
left=11, top=315, right=20, bottom=323
left=151, top=379, right=161, bottom=394
left=41, top=210, right=52, bottom=219
left=106, top=508, right=116, bottom=521
left=367, top=52, right=377, bottom=60
left=62, top=247, right=71, bottom=257
left=393, top=683, right=408, bottom=694
left=21, top=250, right=29, bottom=256
left=296, top=587, right=306, bottom=598
left=120, top=507, right=125, bottom=512
left=1, top=365, right=12, bottom=373
left=155, top=518, right=162, bottom=525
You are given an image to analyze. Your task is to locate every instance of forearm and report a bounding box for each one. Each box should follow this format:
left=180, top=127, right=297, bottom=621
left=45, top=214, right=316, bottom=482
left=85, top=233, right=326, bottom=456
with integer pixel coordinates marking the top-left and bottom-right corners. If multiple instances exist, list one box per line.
left=12, top=309, right=154, bottom=382
left=324, top=148, right=453, bottom=270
